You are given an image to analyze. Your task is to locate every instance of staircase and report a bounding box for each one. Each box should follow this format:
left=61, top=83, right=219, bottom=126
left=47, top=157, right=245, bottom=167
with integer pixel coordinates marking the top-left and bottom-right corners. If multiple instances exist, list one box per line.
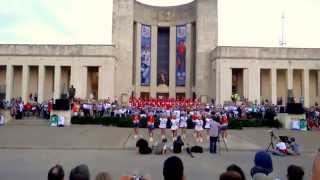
left=9, top=117, right=49, bottom=126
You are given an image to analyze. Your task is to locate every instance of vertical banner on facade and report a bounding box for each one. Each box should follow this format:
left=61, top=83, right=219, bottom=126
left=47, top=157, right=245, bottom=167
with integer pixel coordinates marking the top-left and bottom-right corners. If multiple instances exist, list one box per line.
left=141, top=24, right=151, bottom=86
left=176, top=25, right=187, bottom=86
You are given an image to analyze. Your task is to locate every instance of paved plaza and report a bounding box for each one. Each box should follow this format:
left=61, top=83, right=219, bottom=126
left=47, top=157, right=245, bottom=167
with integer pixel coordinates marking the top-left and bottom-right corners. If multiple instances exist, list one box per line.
left=0, top=122, right=319, bottom=180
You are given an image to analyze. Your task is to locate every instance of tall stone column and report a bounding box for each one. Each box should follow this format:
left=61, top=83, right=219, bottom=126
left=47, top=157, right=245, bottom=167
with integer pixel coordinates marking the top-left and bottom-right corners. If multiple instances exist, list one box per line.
left=54, top=65, right=61, bottom=99
left=169, top=26, right=176, bottom=98
left=317, top=70, right=320, bottom=98
left=21, top=65, right=29, bottom=103
left=112, top=0, right=134, bottom=98
left=248, top=66, right=260, bottom=103
left=303, top=69, right=310, bottom=107
left=185, top=23, right=192, bottom=98
left=150, top=25, right=158, bottom=98
left=216, top=60, right=232, bottom=105
left=98, top=63, right=115, bottom=99
left=81, top=66, right=88, bottom=99
left=135, top=23, right=141, bottom=97
left=222, top=67, right=232, bottom=104
left=196, top=0, right=218, bottom=99
left=37, top=65, right=45, bottom=103
left=287, top=68, right=293, bottom=96
left=70, top=64, right=81, bottom=98
left=271, top=68, right=277, bottom=105
left=243, top=68, right=249, bottom=99
left=5, top=65, right=13, bottom=101
left=215, top=60, right=221, bottom=104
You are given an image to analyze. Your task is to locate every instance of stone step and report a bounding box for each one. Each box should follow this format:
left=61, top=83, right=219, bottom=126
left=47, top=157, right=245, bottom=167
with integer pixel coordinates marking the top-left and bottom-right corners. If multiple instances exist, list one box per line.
left=8, top=118, right=49, bottom=126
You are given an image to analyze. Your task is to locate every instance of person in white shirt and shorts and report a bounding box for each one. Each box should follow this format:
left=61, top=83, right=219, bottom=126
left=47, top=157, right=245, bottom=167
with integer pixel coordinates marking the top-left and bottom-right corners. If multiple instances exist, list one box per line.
left=204, top=114, right=213, bottom=140
left=170, top=114, right=179, bottom=141
left=194, top=112, right=204, bottom=142
left=159, top=112, right=168, bottom=139
left=179, top=111, right=188, bottom=139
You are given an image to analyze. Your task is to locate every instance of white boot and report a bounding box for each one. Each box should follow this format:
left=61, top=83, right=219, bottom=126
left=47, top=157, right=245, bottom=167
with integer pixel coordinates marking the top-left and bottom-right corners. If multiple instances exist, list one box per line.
left=161, top=135, right=165, bottom=139
left=199, top=138, right=203, bottom=143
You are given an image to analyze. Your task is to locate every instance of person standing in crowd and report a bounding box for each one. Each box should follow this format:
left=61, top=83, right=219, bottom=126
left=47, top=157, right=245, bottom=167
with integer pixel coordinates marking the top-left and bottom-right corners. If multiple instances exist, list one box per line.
left=219, top=171, right=242, bottom=180
left=69, top=164, right=90, bottom=180
left=220, top=113, right=229, bottom=142
left=48, top=164, right=64, bottom=180
left=312, top=150, right=320, bottom=180
left=226, top=164, right=246, bottom=180
left=132, top=111, right=141, bottom=139
left=0, top=112, right=4, bottom=126
left=159, top=112, right=168, bottom=139
left=163, top=156, right=184, bottom=180
left=179, top=110, right=188, bottom=139
left=194, top=112, right=204, bottom=142
left=208, top=117, right=220, bottom=154
left=205, top=113, right=213, bottom=140
left=95, top=172, right=112, bottom=180
left=250, top=150, right=273, bottom=179
left=147, top=111, right=155, bottom=142
left=170, top=113, right=179, bottom=141
left=287, top=165, right=304, bottom=180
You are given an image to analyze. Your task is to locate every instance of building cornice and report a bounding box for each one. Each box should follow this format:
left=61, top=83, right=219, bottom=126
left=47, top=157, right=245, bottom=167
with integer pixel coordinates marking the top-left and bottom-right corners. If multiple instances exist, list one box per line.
left=211, top=46, right=320, bottom=60
left=0, top=44, right=116, bottom=58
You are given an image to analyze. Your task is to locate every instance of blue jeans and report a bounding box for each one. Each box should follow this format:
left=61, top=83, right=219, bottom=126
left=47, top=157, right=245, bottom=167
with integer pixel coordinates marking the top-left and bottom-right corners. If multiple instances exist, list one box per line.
left=210, top=136, right=218, bottom=153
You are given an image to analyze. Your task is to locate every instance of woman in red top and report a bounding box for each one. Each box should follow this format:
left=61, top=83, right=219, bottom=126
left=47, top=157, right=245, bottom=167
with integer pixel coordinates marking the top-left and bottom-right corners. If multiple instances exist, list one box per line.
left=132, top=112, right=140, bottom=139
left=147, top=112, right=155, bottom=142
left=220, top=113, right=229, bottom=141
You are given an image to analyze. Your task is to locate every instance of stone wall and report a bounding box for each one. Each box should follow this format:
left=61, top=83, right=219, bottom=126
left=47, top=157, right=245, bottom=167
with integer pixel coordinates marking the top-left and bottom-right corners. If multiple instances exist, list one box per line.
left=134, top=1, right=196, bottom=25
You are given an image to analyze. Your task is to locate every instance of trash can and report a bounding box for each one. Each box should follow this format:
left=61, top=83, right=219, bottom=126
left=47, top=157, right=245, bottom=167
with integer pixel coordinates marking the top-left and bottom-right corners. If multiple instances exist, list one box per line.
left=50, top=114, right=59, bottom=127
left=299, top=119, right=307, bottom=131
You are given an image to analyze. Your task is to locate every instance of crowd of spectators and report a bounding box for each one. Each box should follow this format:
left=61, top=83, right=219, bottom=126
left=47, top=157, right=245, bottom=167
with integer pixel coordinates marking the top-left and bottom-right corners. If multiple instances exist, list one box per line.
left=0, top=97, right=53, bottom=120
left=69, top=97, right=279, bottom=122
left=47, top=150, right=320, bottom=180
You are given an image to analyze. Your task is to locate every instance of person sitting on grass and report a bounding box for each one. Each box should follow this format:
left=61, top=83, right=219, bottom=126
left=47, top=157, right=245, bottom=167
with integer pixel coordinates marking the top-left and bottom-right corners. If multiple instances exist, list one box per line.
left=154, top=138, right=168, bottom=155
left=136, top=138, right=152, bottom=155
left=272, top=140, right=288, bottom=156
left=287, top=137, right=301, bottom=156
left=173, top=135, right=184, bottom=154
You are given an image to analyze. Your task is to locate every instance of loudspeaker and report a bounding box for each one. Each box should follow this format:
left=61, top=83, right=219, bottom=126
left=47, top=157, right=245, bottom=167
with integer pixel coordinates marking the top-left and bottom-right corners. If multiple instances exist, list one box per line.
left=287, top=89, right=294, bottom=103
left=286, top=103, right=304, bottom=114
left=54, top=99, right=70, bottom=110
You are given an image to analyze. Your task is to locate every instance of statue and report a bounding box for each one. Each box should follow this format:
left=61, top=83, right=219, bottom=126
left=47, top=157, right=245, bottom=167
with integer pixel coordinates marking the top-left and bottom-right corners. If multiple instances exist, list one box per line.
left=158, top=72, right=167, bottom=85
left=68, top=85, right=76, bottom=101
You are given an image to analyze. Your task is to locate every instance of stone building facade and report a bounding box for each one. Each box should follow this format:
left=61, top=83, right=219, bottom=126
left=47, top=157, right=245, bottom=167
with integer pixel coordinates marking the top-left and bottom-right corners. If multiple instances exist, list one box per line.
left=0, top=0, right=320, bottom=107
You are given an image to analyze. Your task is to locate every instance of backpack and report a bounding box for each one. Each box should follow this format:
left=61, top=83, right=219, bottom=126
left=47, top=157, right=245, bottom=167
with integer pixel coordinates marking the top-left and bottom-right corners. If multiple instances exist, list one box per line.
left=191, top=146, right=203, bottom=153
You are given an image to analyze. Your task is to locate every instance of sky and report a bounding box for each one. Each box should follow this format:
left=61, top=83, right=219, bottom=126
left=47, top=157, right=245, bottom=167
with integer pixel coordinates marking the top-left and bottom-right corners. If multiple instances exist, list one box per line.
left=0, top=0, right=320, bottom=48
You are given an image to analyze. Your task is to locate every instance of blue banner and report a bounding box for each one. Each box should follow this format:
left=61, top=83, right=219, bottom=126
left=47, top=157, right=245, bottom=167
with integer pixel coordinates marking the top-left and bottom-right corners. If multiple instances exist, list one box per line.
left=141, top=24, right=151, bottom=86
left=176, top=25, right=186, bottom=86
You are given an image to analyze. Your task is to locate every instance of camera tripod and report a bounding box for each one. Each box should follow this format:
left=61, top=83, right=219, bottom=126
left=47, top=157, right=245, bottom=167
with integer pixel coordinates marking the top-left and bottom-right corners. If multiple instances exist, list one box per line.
left=266, top=132, right=276, bottom=152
